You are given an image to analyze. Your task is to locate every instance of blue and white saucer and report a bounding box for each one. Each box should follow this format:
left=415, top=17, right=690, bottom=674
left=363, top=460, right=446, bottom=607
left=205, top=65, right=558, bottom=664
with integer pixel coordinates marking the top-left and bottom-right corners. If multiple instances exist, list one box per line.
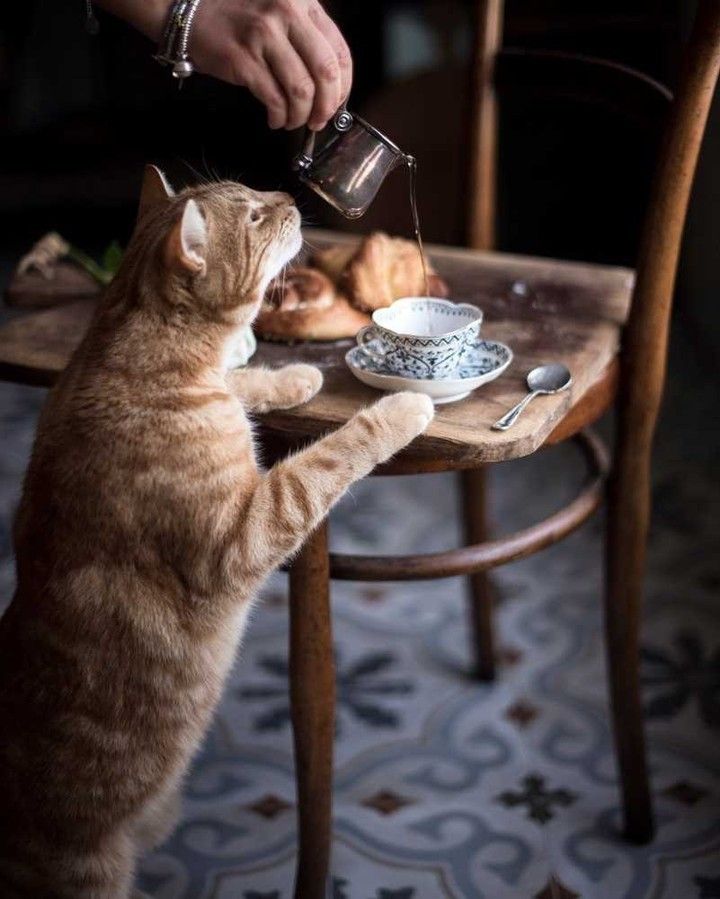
left=346, top=338, right=513, bottom=404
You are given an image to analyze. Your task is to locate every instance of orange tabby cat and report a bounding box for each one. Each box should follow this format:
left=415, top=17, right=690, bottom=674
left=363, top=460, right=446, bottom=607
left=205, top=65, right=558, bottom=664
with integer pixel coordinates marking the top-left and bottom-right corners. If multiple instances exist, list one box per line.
left=0, top=166, right=434, bottom=898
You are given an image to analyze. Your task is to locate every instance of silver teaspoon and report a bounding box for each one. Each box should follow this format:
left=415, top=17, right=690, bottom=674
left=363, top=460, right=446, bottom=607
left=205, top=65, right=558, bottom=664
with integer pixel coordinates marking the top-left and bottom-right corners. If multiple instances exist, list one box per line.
left=492, top=363, right=572, bottom=431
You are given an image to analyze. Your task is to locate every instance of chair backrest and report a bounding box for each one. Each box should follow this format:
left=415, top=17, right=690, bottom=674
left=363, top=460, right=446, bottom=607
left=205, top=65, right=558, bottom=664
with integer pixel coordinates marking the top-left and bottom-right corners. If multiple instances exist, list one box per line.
left=615, top=1, right=720, bottom=451
left=469, top=0, right=720, bottom=286
left=467, top=3, right=677, bottom=251
left=468, top=0, right=720, bottom=454
left=348, top=8, right=676, bottom=258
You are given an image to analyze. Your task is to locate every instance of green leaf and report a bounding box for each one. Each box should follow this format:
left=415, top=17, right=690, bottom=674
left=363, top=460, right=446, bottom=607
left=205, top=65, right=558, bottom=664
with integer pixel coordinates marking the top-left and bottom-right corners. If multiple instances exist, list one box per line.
left=101, top=241, right=124, bottom=277
left=67, top=241, right=123, bottom=286
left=67, top=246, right=113, bottom=286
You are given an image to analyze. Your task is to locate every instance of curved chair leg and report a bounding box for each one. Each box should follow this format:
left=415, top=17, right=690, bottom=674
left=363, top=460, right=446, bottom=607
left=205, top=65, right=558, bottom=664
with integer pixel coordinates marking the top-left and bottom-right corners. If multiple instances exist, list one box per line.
left=461, top=468, right=496, bottom=681
left=289, top=521, right=335, bottom=898
left=605, top=455, right=655, bottom=843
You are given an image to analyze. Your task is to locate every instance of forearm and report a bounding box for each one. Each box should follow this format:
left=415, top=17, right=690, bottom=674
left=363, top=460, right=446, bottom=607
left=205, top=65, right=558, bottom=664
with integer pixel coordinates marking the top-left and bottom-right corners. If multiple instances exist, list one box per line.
left=90, top=0, right=353, bottom=131
left=91, top=0, right=168, bottom=41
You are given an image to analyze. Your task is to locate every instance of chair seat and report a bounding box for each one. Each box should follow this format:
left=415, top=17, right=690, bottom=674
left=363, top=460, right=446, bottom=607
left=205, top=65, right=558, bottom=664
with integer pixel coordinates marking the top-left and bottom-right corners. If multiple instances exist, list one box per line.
left=0, top=229, right=632, bottom=470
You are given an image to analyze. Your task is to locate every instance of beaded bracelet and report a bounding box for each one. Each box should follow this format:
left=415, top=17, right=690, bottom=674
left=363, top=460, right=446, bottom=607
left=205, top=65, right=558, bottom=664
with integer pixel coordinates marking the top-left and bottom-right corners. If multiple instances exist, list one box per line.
left=155, top=0, right=205, bottom=83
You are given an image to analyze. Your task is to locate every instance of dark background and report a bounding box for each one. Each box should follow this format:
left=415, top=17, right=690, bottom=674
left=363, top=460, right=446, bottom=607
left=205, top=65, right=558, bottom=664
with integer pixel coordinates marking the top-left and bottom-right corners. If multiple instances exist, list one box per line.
left=0, top=1, right=717, bottom=367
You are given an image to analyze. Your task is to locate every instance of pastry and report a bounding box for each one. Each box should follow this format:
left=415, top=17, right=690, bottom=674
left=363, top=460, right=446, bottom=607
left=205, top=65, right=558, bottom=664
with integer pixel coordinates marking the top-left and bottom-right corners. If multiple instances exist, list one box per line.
left=255, top=267, right=370, bottom=342
left=310, top=243, right=356, bottom=282
left=342, top=232, right=449, bottom=312
left=264, top=266, right=336, bottom=313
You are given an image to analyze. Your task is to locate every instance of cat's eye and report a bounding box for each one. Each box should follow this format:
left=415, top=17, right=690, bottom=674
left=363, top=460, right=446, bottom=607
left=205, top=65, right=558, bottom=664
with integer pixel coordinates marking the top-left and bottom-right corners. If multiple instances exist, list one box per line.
left=249, top=209, right=262, bottom=224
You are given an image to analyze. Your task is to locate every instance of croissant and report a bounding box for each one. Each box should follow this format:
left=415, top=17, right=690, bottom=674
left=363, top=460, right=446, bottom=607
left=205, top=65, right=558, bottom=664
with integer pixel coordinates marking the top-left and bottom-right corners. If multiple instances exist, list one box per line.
left=310, top=244, right=357, bottom=283
left=341, top=232, right=449, bottom=312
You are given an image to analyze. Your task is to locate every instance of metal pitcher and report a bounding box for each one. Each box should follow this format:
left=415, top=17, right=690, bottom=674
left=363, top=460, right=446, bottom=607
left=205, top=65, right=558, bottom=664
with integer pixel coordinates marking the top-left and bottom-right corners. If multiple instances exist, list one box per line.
left=293, top=107, right=410, bottom=219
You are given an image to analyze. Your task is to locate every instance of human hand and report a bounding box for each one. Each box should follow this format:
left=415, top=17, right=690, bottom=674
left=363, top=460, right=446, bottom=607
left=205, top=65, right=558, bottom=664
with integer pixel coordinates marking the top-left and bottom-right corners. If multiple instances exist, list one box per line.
left=99, top=0, right=353, bottom=132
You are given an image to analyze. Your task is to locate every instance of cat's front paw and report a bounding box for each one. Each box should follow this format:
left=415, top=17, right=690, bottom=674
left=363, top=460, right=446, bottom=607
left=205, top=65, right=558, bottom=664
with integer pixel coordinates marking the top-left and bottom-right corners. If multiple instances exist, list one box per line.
left=372, top=391, right=435, bottom=448
left=274, top=364, right=323, bottom=408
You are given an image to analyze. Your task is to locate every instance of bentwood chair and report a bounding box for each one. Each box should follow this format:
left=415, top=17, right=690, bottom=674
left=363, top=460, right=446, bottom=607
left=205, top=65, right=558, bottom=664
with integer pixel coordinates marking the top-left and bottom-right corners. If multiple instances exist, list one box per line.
left=281, top=3, right=720, bottom=895
left=0, top=5, right=718, bottom=899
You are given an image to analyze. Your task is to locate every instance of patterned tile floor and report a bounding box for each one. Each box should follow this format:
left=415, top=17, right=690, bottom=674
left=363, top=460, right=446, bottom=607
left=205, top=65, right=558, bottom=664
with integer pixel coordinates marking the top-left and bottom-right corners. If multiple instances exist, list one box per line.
left=1, top=326, right=718, bottom=898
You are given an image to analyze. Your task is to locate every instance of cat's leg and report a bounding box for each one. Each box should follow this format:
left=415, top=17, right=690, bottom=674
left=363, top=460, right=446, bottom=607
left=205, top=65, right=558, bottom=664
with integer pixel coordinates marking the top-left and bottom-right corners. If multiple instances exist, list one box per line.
left=0, top=830, right=136, bottom=899
left=238, top=392, right=434, bottom=574
left=133, top=784, right=183, bottom=852
left=67, top=833, right=138, bottom=899
left=227, top=365, right=323, bottom=412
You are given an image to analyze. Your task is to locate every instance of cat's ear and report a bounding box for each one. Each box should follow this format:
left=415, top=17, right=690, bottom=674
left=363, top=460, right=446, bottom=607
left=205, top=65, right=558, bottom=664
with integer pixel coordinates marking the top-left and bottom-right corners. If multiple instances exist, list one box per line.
left=165, top=199, right=208, bottom=275
left=137, top=164, right=175, bottom=222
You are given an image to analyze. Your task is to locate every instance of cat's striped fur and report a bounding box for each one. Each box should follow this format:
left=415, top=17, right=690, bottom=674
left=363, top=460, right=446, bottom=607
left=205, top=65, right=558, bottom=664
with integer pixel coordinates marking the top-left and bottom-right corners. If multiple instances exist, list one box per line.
left=0, top=167, right=433, bottom=897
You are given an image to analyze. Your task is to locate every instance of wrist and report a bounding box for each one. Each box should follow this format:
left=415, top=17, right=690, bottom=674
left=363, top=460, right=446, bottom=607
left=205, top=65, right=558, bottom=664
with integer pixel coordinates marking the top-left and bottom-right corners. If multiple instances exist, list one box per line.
left=92, top=0, right=170, bottom=42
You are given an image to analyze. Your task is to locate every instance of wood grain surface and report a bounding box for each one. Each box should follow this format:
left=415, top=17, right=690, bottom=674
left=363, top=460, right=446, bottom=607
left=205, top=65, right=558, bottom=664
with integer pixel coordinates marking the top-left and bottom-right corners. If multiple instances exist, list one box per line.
left=0, top=229, right=633, bottom=465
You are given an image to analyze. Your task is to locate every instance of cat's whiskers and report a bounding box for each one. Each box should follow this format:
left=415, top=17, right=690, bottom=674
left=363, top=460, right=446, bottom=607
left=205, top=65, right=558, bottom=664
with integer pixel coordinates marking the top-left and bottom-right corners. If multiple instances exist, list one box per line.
left=198, top=150, right=224, bottom=186
left=181, top=159, right=213, bottom=188
left=302, top=235, right=321, bottom=253
left=278, top=259, right=290, bottom=302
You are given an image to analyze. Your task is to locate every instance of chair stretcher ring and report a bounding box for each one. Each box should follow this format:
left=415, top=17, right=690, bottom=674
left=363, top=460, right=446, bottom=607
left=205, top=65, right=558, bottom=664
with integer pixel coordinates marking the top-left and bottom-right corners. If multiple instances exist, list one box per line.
left=328, top=430, right=609, bottom=582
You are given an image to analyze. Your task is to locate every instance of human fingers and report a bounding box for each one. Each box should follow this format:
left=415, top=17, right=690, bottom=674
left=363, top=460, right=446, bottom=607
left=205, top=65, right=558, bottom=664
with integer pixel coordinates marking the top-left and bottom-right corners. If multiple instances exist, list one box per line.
left=263, top=34, right=316, bottom=130
left=288, top=20, right=341, bottom=130
left=234, top=53, right=289, bottom=129
left=307, top=1, right=353, bottom=103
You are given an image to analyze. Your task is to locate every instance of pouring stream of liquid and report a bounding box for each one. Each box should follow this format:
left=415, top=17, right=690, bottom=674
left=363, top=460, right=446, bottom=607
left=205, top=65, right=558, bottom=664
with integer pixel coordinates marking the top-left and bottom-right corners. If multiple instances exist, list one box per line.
left=405, top=156, right=431, bottom=316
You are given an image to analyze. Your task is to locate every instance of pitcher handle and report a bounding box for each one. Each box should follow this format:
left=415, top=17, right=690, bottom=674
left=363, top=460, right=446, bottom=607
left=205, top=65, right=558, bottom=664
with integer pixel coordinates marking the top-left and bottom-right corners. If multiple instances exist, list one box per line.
left=293, top=130, right=316, bottom=173
left=293, top=103, right=353, bottom=173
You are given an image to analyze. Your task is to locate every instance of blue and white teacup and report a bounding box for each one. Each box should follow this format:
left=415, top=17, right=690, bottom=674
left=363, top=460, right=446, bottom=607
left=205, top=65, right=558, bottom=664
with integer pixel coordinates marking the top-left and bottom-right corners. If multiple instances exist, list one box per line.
left=356, top=297, right=483, bottom=380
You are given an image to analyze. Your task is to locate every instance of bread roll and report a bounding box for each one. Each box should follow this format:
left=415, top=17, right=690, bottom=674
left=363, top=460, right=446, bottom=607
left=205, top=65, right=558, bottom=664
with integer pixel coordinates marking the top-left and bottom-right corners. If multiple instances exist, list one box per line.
left=255, top=267, right=370, bottom=342
left=264, top=266, right=335, bottom=312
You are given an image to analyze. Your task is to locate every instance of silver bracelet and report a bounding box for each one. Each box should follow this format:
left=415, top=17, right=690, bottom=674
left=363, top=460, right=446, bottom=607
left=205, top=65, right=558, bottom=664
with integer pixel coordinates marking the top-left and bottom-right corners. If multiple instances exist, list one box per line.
left=155, top=0, right=204, bottom=82
left=85, top=0, right=99, bottom=35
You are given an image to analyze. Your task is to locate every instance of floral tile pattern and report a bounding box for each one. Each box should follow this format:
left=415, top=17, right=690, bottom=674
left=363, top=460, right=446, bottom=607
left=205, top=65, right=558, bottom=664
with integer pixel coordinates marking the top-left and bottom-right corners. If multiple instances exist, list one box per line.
left=495, top=774, right=577, bottom=824
left=504, top=700, right=540, bottom=728
left=641, top=633, right=720, bottom=727
left=535, top=877, right=580, bottom=899
left=238, top=649, right=414, bottom=736
left=361, top=790, right=416, bottom=817
left=1, top=325, right=719, bottom=898
left=661, top=782, right=710, bottom=807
